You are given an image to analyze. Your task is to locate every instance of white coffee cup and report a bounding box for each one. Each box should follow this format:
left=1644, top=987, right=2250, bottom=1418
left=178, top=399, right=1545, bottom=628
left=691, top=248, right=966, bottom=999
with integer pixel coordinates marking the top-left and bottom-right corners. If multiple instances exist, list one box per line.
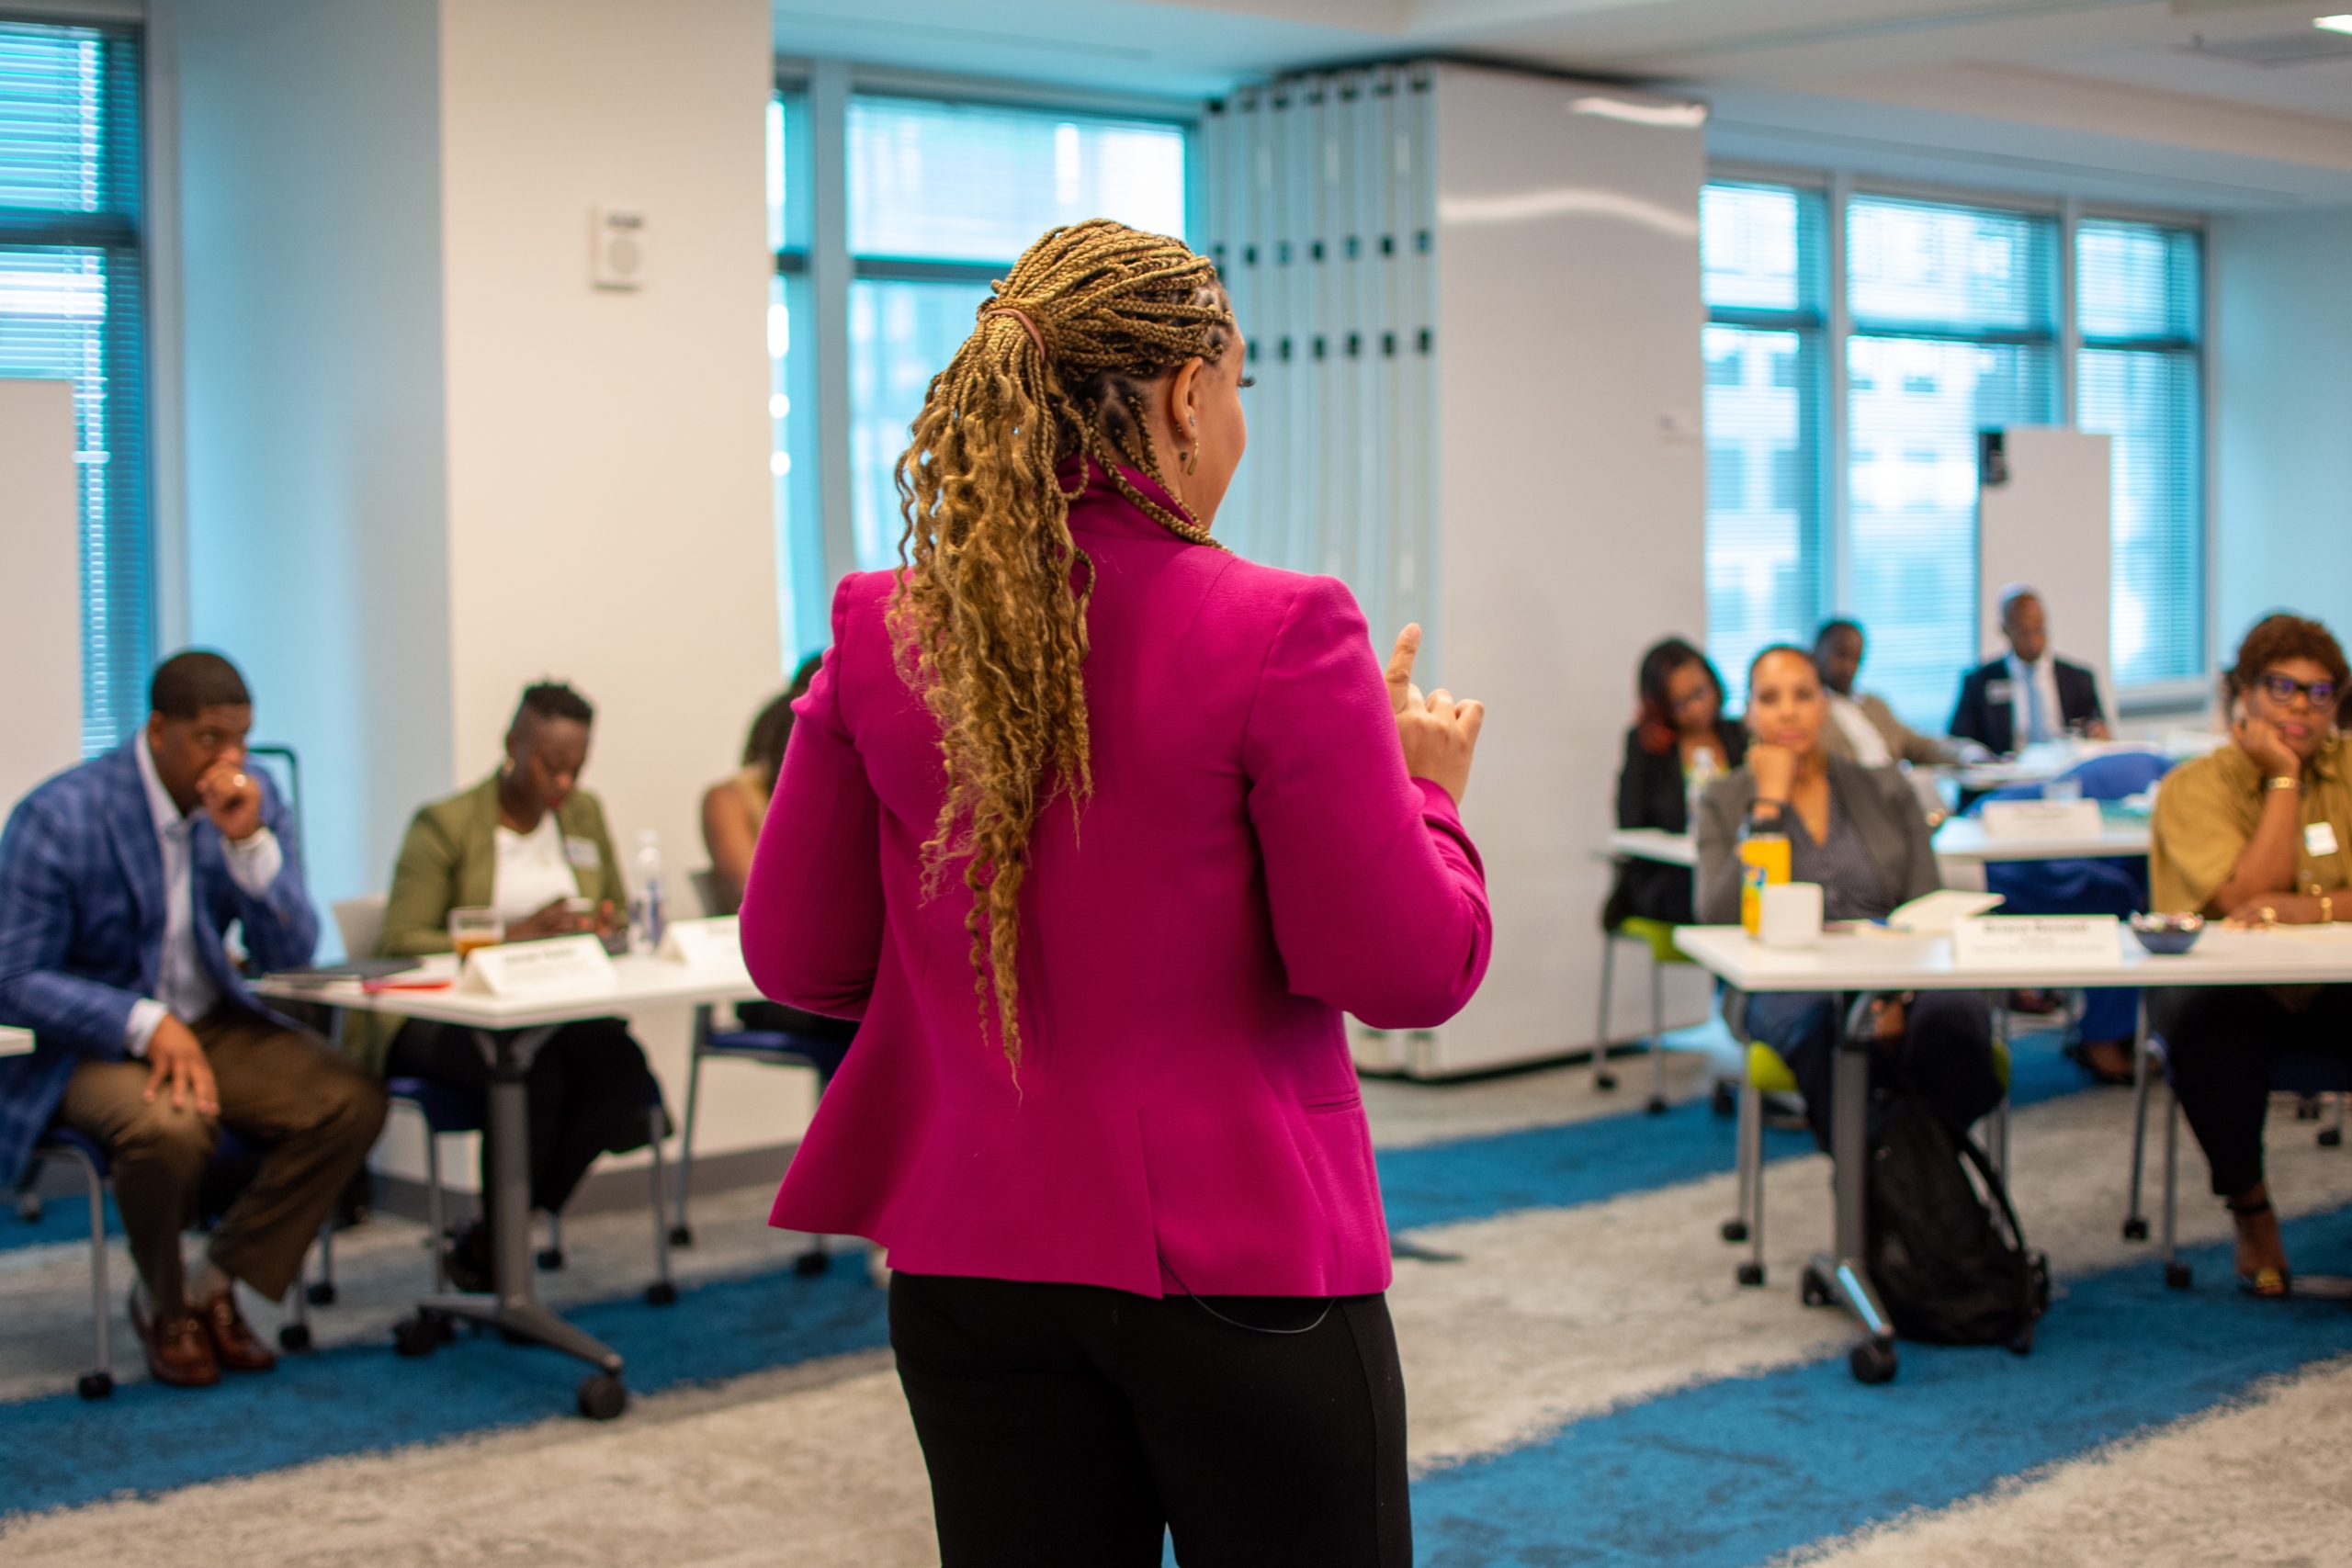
left=1759, top=881, right=1825, bottom=949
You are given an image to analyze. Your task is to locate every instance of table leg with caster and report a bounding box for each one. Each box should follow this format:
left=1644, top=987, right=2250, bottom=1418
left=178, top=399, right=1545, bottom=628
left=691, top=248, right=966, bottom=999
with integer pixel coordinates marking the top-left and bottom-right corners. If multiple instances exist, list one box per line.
left=394, top=1025, right=630, bottom=1420
left=2122, top=995, right=2153, bottom=1242
left=1829, top=1028, right=1897, bottom=1384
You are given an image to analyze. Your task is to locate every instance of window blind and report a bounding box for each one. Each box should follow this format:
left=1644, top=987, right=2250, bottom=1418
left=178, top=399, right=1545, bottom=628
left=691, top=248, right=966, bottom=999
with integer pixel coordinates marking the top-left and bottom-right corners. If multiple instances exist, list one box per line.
left=0, top=19, right=147, bottom=755
left=1701, top=182, right=1826, bottom=704
left=2076, top=219, right=2202, bottom=688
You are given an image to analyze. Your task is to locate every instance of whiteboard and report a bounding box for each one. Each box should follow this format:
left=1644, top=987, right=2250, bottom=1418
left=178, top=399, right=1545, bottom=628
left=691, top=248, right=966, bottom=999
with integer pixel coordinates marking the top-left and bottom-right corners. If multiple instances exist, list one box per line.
left=1979, top=426, right=2112, bottom=698
left=0, top=378, right=82, bottom=812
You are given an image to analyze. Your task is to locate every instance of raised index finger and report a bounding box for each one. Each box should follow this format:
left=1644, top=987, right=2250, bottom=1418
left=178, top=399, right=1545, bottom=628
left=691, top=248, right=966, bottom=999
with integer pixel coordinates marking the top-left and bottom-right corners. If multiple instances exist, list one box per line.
left=1385, top=625, right=1422, bottom=714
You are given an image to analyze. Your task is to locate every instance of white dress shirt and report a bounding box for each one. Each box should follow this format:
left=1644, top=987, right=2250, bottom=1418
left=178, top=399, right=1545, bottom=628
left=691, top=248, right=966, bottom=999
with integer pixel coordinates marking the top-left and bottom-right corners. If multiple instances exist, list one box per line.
left=124, top=739, right=283, bottom=1056
left=1827, top=692, right=1894, bottom=766
left=2004, top=651, right=2066, bottom=746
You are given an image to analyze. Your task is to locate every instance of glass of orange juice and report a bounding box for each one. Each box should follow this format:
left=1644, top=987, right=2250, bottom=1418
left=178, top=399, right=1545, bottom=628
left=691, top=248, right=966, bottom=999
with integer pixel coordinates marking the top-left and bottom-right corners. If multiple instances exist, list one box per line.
left=448, top=907, right=504, bottom=960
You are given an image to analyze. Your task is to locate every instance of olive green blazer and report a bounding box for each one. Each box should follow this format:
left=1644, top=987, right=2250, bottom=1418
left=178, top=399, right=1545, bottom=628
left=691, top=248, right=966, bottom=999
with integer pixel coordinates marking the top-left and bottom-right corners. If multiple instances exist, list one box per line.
left=344, top=775, right=628, bottom=1073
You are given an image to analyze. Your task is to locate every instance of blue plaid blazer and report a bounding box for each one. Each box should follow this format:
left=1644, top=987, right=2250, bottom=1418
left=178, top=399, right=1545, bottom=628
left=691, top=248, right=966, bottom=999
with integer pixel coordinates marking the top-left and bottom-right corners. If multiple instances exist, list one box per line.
left=0, top=741, right=318, bottom=1184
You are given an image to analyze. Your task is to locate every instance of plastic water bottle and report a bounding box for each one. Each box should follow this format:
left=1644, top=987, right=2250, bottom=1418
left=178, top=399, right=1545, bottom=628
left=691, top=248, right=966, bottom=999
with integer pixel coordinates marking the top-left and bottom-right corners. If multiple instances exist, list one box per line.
left=1685, top=744, right=1721, bottom=827
left=632, top=829, right=665, bottom=952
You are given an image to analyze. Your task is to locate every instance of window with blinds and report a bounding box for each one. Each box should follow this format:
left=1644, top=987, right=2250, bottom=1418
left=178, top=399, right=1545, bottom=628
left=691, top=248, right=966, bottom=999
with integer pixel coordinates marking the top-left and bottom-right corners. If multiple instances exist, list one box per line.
left=1701, top=182, right=1826, bottom=699
left=1846, top=195, right=2060, bottom=728
left=843, top=96, right=1187, bottom=572
left=1699, top=181, right=2203, bottom=724
left=767, top=90, right=820, bottom=664
left=2077, top=219, right=2202, bottom=689
left=0, top=18, right=148, bottom=754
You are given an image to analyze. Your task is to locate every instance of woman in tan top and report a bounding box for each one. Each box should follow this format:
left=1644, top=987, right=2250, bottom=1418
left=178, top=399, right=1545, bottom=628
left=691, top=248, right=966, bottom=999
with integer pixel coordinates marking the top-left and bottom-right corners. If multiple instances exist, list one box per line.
left=2148, top=614, right=2352, bottom=1297
left=700, top=655, right=820, bottom=915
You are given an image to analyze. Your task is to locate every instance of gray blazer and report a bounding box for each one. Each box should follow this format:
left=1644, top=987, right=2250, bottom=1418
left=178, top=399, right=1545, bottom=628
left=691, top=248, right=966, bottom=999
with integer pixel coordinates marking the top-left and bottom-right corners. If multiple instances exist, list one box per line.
left=1694, top=757, right=1943, bottom=928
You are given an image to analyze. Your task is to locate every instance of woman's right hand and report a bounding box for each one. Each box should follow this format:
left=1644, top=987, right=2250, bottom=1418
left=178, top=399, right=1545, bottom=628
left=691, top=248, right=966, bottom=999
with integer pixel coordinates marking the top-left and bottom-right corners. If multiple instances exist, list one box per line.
left=1385, top=626, right=1484, bottom=806
left=2233, top=714, right=2302, bottom=782
left=506, top=897, right=587, bottom=942
left=1746, top=741, right=1799, bottom=805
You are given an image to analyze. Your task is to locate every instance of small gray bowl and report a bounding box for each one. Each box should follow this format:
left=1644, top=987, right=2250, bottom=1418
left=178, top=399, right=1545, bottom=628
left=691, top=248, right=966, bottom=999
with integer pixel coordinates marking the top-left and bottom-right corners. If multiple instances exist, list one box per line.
left=2131, top=912, right=2204, bottom=955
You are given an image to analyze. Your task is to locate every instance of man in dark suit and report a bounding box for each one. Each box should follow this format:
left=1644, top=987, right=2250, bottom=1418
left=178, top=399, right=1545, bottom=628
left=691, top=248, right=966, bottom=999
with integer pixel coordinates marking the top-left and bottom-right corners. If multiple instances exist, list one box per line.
left=1949, top=584, right=2109, bottom=757
left=0, top=652, right=385, bottom=1389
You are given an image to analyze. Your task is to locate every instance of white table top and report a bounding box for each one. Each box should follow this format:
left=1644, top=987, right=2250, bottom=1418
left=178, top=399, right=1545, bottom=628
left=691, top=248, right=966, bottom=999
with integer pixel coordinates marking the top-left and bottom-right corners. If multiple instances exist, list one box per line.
left=1673, top=922, right=2352, bottom=992
left=0, top=1025, right=30, bottom=1058
left=254, top=953, right=763, bottom=1030
left=1604, top=829, right=1696, bottom=867
left=1929, top=816, right=2150, bottom=862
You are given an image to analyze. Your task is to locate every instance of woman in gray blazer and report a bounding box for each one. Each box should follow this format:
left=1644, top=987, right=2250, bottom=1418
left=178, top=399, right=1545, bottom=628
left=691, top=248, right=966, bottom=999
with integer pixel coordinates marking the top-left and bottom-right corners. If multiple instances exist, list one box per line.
left=1696, top=646, right=2003, bottom=1149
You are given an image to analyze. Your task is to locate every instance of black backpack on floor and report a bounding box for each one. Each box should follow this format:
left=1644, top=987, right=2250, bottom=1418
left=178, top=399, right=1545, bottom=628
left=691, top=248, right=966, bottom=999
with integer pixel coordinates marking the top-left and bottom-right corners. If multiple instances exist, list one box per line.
left=1865, top=1094, right=2050, bottom=1351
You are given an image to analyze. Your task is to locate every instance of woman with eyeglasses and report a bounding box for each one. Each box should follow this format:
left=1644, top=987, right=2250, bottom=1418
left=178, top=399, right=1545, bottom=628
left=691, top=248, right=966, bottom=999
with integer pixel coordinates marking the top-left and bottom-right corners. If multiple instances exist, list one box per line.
left=2150, top=614, right=2352, bottom=1298
left=1603, top=637, right=1745, bottom=931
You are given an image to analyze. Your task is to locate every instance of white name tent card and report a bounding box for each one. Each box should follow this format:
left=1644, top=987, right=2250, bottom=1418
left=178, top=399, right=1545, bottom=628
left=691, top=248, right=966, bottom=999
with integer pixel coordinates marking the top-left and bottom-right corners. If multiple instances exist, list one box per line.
left=659, top=916, right=749, bottom=972
left=460, top=934, right=617, bottom=997
left=1887, top=889, right=2005, bottom=935
left=1981, top=799, right=2106, bottom=840
left=1952, top=915, right=2121, bottom=970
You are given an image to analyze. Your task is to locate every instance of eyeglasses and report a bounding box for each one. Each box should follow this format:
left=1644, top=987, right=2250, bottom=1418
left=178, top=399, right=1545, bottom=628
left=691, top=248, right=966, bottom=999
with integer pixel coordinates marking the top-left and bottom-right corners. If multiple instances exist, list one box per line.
left=2256, top=672, right=2339, bottom=710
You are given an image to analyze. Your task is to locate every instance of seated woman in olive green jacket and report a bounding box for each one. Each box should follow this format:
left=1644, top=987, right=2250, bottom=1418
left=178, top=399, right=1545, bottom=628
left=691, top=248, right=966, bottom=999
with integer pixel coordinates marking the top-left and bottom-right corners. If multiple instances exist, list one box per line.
left=369, top=682, right=663, bottom=1292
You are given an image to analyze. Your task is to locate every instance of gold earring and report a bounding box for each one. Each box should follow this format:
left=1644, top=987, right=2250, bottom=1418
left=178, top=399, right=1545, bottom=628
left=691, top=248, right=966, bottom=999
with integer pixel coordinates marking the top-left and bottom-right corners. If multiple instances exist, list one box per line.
left=1185, top=422, right=1200, bottom=476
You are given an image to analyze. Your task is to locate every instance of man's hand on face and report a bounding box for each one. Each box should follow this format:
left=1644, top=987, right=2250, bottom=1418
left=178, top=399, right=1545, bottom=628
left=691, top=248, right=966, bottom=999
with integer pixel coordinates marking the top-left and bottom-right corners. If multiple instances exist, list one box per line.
left=196, top=756, right=264, bottom=843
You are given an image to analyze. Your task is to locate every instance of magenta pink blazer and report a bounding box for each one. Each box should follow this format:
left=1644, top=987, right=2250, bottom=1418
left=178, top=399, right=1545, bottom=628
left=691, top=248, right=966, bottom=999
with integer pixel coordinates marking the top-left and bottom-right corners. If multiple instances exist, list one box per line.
left=740, top=462, right=1491, bottom=1298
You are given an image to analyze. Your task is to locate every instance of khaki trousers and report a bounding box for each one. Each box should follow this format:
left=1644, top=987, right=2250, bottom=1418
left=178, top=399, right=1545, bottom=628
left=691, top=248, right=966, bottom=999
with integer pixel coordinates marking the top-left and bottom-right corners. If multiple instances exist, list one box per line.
left=58, top=1009, right=388, bottom=1308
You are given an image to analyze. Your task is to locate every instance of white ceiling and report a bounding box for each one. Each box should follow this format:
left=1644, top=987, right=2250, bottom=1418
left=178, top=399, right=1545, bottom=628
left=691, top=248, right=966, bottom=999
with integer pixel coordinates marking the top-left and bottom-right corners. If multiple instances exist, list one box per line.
left=775, top=0, right=2352, bottom=209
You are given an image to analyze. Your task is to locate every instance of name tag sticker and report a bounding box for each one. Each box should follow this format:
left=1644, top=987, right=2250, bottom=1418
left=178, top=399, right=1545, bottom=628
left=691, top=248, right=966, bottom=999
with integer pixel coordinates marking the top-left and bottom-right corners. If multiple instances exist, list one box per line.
left=1985, top=680, right=2014, bottom=705
left=2308, top=821, right=2342, bottom=858
left=564, top=836, right=602, bottom=869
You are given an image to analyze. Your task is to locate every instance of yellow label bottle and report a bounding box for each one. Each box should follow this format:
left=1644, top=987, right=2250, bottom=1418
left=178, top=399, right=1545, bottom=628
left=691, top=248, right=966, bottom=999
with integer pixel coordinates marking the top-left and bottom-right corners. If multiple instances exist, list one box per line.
left=1738, top=825, right=1792, bottom=936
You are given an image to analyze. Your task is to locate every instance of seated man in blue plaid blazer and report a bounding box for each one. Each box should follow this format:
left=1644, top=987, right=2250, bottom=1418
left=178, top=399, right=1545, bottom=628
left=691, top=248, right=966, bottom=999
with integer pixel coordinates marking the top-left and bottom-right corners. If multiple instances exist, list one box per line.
left=0, top=651, right=385, bottom=1389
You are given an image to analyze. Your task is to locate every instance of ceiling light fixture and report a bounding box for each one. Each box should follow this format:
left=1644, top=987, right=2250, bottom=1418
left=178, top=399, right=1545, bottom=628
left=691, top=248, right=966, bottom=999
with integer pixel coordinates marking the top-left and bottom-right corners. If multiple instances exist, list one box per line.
left=1568, top=96, right=1708, bottom=129
left=2316, top=15, right=2352, bottom=33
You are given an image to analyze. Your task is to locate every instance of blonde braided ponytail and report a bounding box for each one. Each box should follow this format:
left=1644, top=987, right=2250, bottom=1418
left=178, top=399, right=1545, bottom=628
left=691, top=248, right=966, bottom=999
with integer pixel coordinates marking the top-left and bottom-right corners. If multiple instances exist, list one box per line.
left=888, top=220, right=1233, bottom=1074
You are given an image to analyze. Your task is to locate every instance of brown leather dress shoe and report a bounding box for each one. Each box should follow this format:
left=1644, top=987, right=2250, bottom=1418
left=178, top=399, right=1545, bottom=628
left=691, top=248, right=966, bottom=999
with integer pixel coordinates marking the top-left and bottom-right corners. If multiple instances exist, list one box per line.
left=193, top=1291, right=278, bottom=1372
left=130, top=1290, right=220, bottom=1389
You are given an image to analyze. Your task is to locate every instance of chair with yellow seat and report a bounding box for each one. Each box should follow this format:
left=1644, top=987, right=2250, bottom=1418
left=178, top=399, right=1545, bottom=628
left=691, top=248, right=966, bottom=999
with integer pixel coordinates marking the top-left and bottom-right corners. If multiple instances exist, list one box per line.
left=1592, top=915, right=1687, bottom=1115
left=1721, top=1027, right=2010, bottom=1287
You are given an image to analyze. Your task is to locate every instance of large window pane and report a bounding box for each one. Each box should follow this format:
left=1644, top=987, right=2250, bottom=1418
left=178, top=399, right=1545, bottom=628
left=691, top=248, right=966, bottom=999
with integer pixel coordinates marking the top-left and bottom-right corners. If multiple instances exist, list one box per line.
left=1705, top=324, right=1820, bottom=691
left=849, top=278, right=992, bottom=571
left=1848, top=196, right=2056, bottom=333
left=1848, top=337, right=2055, bottom=728
left=1702, top=184, right=1805, bottom=312
left=0, top=20, right=145, bottom=753
left=849, top=96, right=1187, bottom=263
left=2077, top=219, right=2201, bottom=688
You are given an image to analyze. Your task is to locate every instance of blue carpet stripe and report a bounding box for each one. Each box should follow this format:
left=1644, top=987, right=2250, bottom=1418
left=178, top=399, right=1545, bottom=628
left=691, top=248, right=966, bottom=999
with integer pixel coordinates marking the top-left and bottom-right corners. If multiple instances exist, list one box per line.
left=0, top=1256, right=889, bottom=1517
left=1412, top=1210, right=2352, bottom=1567
left=1379, top=1032, right=2086, bottom=1235
left=1, top=1193, right=122, bottom=1254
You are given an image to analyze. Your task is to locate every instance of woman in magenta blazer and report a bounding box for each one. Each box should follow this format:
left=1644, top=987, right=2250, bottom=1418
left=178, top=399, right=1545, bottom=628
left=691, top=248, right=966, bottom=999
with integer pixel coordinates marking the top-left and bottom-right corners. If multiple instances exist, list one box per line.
left=741, top=220, right=1490, bottom=1568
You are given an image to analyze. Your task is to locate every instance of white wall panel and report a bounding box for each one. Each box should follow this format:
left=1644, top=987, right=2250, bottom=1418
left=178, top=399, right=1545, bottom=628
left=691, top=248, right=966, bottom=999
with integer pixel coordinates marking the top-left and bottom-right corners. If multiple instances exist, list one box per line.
left=0, top=378, right=81, bottom=813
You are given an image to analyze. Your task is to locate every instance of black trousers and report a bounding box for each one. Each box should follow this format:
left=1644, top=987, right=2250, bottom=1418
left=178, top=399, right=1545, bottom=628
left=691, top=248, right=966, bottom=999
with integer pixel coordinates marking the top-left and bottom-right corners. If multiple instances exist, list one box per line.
left=2160, top=984, right=2352, bottom=1198
left=1742, top=989, right=2004, bottom=1151
left=386, top=1016, right=662, bottom=1218
left=888, top=1272, right=1410, bottom=1568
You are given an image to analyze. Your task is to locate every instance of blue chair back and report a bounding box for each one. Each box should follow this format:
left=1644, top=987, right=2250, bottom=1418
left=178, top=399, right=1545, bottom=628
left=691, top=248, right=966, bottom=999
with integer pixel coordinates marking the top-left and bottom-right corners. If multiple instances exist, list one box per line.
left=1973, top=750, right=2175, bottom=810
left=386, top=1077, right=489, bottom=1134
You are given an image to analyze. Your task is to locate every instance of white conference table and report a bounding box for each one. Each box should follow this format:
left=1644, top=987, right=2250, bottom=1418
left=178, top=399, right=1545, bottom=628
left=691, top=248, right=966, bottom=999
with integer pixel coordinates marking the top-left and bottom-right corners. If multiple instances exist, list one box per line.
left=256, top=949, right=764, bottom=1417
left=1607, top=819, right=2151, bottom=869
left=1672, top=921, right=2352, bottom=1382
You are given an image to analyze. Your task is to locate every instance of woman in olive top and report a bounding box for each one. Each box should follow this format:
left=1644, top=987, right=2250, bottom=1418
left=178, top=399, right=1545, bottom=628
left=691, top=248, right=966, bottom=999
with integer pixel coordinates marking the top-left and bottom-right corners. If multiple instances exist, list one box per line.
left=2149, top=615, right=2352, bottom=1299
left=370, top=682, right=664, bottom=1291
left=1696, top=646, right=2002, bottom=1150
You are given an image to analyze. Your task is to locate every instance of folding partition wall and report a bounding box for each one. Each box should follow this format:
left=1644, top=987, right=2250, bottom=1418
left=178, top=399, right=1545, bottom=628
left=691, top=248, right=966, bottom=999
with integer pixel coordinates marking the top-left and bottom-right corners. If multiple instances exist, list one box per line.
left=1209, top=62, right=1711, bottom=1075
left=1199, top=65, right=1439, bottom=673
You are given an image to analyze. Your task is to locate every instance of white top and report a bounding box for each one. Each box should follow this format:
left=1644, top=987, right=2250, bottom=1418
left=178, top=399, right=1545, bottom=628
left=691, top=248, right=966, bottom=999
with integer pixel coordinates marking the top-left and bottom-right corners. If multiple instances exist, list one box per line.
left=492, top=812, right=581, bottom=923
left=1673, top=922, right=2352, bottom=993
left=1827, top=692, right=1894, bottom=767
left=125, top=738, right=283, bottom=1055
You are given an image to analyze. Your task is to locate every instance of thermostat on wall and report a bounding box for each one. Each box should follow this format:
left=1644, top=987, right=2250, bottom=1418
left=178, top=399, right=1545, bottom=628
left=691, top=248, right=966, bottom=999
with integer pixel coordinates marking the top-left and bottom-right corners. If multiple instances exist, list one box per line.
left=592, top=206, right=647, bottom=290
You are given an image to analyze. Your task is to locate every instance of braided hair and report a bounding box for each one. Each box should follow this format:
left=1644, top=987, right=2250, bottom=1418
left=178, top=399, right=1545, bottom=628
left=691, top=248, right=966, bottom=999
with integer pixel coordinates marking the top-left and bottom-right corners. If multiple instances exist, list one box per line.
left=889, top=219, right=1235, bottom=1074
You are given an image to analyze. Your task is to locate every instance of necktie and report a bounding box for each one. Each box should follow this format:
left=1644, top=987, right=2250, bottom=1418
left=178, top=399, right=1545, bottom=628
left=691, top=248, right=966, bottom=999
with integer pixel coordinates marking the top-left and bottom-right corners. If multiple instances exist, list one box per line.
left=2023, top=663, right=2049, bottom=744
